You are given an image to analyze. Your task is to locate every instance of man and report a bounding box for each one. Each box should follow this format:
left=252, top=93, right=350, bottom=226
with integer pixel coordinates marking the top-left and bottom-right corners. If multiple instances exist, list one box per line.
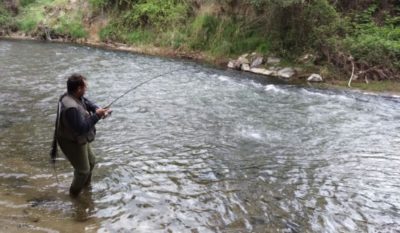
left=56, top=73, right=111, bottom=197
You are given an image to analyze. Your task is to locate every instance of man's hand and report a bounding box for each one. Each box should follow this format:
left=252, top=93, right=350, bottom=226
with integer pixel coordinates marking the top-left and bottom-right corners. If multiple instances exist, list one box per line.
left=96, top=108, right=112, bottom=119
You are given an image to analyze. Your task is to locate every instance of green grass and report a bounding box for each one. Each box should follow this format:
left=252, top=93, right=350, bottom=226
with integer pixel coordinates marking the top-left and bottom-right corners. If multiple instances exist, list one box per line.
left=16, top=0, right=58, bottom=32
left=125, top=30, right=153, bottom=44
left=327, top=80, right=400, bottom=93
left=55, top=15, right=88, bottom=39
left=188, top=14, right=270, bottom=56
left=16, top=0, right=87, bottom=39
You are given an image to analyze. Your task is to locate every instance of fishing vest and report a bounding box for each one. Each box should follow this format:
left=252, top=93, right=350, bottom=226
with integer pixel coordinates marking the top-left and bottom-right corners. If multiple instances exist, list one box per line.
left=57, top=94, right=96, bottom=144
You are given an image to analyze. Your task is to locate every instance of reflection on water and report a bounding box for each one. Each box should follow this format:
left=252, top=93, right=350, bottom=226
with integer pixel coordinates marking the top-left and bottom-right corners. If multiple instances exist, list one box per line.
left=1, top=39, right=400, bottom=232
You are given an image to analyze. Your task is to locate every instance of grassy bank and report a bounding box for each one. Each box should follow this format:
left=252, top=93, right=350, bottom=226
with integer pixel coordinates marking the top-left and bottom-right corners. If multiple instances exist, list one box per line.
left=1, top=0, right=399, bottom=92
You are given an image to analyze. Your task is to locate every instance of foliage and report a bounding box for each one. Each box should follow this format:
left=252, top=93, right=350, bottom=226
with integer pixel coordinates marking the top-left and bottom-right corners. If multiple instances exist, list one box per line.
left=121, top=0, right=188, bottom=29
left=16, top=0, right=56, bottom=32
left=20, top=0, right=37, bottom=7
left=55, top=15, right=88, bottom=39
left=89, top=0, right=140, bottom=10
left=125, top=29, right=153, bottom=44
left=187, top=14, right=270, bottom=55
left=341, top=4, right=400, bottom=69
left=17, top=7, right=43, bottom=32
left=4, top=0, right=399, bottom=77
left=0, top=4, right=12, bottom=27
left=99, top=23, right=120, bottom=41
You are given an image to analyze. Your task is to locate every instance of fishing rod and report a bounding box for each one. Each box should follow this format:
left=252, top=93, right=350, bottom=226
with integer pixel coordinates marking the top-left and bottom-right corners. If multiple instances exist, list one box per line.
left=103, top=68, right=184, bottom=109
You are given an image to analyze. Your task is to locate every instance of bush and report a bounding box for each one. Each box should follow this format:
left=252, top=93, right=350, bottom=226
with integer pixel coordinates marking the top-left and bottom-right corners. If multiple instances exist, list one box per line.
left=188, top=14, right=270, bottom=56
left=17, top=10, right=42, bottom=32
left=125, top=30, right=153, bottom=44
left=343, top=25, right=400, bottom=68
left=341, top=5, right=400, bottom=69
left=122, top=0, right=188, bottom=29
left=20, top=0, right=37, bottom=7
left=0, top=5, right=12, bottom=27
left=188, top=14, right=219, bottom=50
left=55, top=15, right=88, bottom=39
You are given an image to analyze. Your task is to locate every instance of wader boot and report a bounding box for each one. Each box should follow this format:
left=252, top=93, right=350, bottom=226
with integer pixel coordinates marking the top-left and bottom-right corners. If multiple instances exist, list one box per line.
left=58, top=139, right=96, bottom=197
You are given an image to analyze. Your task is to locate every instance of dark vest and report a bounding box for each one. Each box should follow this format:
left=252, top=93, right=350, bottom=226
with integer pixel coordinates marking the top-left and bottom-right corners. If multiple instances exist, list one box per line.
left=57, top=94, right=96, bottom=144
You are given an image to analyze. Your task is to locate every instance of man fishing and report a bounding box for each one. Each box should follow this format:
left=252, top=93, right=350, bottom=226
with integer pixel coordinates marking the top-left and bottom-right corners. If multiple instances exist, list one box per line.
left=52, top=73, right=111, bottom=197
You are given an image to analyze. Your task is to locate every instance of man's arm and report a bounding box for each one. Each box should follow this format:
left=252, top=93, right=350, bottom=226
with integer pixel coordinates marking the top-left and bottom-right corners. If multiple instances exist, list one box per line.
left=83, top=97, right=99, bottom=113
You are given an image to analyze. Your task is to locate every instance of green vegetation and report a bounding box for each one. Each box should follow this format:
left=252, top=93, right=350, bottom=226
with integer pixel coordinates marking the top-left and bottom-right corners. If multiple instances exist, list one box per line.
left=54, top=14, right=87, bottom=39
left=1, top=0, right=399, bottom=84
left=0, top=4, right=12, bottom=28
left=15, top=0, right=87, bottom=39
left=342, top=5, right=400, bottom=69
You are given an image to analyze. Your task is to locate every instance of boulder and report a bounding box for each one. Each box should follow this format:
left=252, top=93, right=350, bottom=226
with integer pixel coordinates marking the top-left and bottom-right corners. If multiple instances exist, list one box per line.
left=227, top=60, right=241, bottom=70
left=241, top=63, right=251, bottom=71
left=227, top=54, right=251, bottom=70
left=237, top=54, right=250, bottom=65
left=250, top=56, right=263, bottom=68
left=277, top=67, right=295, bottom=79
left=307, top=74, right=323, bottom=82
left=227, top=60, right=236, bottom=69
left=250, top=68, right=275, bottom=76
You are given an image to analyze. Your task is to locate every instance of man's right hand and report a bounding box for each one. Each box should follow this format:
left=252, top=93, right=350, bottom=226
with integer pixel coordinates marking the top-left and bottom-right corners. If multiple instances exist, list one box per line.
left=96, top=108, right=109, bottom=118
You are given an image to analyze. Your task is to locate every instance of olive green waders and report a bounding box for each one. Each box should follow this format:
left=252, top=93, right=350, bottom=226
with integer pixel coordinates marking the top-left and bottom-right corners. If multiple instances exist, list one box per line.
left=58, top=138, right=95, bottom=197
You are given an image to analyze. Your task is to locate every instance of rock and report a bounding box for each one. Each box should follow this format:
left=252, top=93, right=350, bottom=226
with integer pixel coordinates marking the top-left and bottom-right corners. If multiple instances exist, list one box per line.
left=267, top=57, right=281, bottom=65
left=250, top=68, right=275, bottom=76
left=227, top=54, right=251, bottom=70
left=307, top=74, right=323, bottom=82
left=237, top=56, right=250, bottom=65
left=227, top=60, right=241, bottom=70
left=277, top=67, right=296, bottom=79
left=241, top=63, right=250, bottom=71
left=227, top=60, right=235, bottom=69
left=250, top=56, right=263, bottom=68
left=239, top=53, right=249, bottom=59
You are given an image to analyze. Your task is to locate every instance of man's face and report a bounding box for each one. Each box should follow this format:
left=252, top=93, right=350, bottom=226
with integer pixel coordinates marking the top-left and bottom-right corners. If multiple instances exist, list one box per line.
left=76, top=81, right=87, bottom=98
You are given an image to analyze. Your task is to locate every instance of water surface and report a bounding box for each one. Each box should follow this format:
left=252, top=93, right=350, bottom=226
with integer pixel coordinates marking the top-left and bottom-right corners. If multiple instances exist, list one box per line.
left=1, top=40, right=400, bottom=232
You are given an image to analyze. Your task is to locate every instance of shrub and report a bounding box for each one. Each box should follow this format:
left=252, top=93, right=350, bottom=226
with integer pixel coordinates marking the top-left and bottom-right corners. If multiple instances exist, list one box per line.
left=122, top=0, right=188, bottom=29
left=17, top=10, right=42, bottom=32
left=0, top=5, right=12, bottom=27
left=55, top=15, right=88, bottom=39
left=20, top=0, right=37, bottom=7
left=125, top=30, right=153, bottom=44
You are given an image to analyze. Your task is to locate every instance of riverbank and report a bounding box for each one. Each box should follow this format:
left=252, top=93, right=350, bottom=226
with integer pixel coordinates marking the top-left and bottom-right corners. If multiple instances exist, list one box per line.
left=3, top=34, right=400, bottom=96
left=1, top=0, right=399, bottom=93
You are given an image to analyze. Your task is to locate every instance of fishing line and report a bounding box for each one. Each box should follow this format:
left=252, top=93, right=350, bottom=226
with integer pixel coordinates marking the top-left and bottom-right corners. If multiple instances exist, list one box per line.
left=104, top=68, right=185, bottom=109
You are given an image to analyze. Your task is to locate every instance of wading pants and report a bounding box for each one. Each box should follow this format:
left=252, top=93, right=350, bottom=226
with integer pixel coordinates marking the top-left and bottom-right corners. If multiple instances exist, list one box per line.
left=58, top=139, right=95, bottom=197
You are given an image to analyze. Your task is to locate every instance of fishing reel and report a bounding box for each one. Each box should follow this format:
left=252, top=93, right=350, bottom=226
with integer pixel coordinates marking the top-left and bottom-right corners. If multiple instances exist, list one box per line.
left=103, top=108, right=113, bottom=119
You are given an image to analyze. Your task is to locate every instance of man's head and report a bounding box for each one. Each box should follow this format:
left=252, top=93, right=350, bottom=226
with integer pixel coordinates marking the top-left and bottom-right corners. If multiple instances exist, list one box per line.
left=67, top=73, right=87, bottom=98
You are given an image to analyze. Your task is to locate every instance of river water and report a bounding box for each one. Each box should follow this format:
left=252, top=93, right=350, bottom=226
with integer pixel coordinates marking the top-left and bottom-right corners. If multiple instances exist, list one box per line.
left=1, top=40, right=400, bottom=232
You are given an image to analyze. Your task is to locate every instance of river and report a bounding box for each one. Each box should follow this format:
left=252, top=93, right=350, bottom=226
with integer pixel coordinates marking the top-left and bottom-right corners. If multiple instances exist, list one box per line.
left=1, top=39, right=400, bottom=232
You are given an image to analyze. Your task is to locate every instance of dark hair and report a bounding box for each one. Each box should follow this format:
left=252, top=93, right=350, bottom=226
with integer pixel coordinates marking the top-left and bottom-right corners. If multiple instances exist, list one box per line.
left=67, top=73, right=86, bottom=94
